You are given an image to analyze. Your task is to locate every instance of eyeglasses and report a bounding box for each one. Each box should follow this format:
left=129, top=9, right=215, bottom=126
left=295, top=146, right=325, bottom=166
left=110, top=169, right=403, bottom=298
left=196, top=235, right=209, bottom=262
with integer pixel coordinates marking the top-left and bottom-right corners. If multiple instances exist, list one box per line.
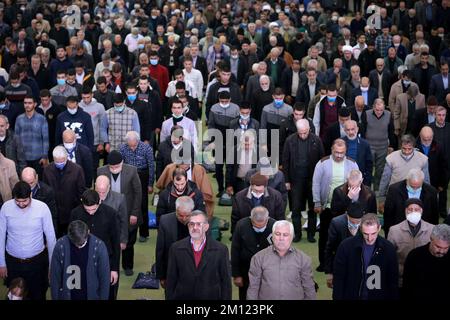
left=187, top=222, right=206, bottom=228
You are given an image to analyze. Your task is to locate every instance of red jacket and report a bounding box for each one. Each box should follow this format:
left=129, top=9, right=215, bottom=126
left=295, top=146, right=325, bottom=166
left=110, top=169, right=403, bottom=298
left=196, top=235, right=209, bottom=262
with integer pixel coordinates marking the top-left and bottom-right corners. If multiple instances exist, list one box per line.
left=149, top=64, right=169, bottom=100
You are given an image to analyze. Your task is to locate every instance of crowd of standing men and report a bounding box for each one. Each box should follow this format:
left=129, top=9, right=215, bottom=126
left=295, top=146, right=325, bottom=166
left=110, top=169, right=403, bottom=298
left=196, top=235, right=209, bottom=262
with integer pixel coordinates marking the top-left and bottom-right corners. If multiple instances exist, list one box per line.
left=1, top=0, right=450, bottom=300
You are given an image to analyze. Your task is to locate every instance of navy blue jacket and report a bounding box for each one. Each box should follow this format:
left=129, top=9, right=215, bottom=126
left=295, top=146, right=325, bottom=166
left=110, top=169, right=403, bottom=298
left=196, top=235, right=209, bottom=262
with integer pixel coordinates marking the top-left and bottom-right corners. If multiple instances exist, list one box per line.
left=55, top=108, right=94, bottom=151
left=333, top=234, right=399, bottom=300
left=343, top=136, right=373, bottom=186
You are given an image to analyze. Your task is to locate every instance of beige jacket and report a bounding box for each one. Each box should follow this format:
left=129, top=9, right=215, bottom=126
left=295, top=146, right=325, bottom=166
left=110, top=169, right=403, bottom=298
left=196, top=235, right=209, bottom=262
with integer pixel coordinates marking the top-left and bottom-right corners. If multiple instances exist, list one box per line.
left=247, top=246, right=316, bottom=300
left=301, top=55, right=327, bottom=73
left=387, top=219, right=434, bottom=287
left=393, top=92, right=426, bottom=135
left=388, top=79, right=420, bottom=111
left=0, top=153, right=19, bottom=202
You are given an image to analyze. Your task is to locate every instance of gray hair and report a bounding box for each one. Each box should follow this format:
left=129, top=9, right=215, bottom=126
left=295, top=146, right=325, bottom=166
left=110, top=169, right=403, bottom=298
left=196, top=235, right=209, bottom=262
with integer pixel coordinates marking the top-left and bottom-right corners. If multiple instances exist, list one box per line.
left=406, top=168, right=425, bottom=182
left=373, top=98, right=385, bottom=108
left=250, top=206, right=269, bottom=222
left=347, top=169, right=363, bottom=183
left=175, top=196, right=195, bottom=212
left=431, top=224, right=450, bottom=243
left=272, top=220, right=294, bottom=238
left=400, top=134, right=416, bottom=147
left=361, top=213, right=381, bottom=227
left=53, top=146, right=68, bottom=159
left=189, top=210, right=208, bottom=223
left=125, top=131, right=140, bottom=142
left=0, top=114, right=9, bottom=124
left=344, top=119, right=358, bottom=130
left=259, top=75, right=270, bottom=84
left=296, top=118, right=310, bottom=131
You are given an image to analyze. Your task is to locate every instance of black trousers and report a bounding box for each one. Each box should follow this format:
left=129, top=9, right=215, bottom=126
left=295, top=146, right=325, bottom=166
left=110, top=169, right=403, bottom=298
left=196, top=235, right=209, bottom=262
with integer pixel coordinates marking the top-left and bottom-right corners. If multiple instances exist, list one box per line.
left=290, top=179, right=316, bottom=238
left=5, top=250, right=49, bottom=300
left=92, top=146, right=101, bottom=183
left=215, top=163, right=225, bottom=192
left=233, top=177, right=248, bottom=194
left=109, top=279, right=119, bottom=300
left=122, top=228, right=138, bottom=270
left=438, top=187, right=448, bottom=216
left=238, top=276, right=250, bottom=301
left=26, top=159, right=43, bottom=178
left=138, top=170, right=150, bottom=238
left=318, top=208, right=333, bottom=266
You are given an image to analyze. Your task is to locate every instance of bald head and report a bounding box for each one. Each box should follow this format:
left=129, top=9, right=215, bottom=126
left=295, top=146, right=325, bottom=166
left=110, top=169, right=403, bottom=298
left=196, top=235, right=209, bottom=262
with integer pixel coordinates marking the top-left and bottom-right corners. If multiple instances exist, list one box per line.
left=95, top=175, right=111, bottom=201
left=354, top=95, right=365, bottom=111
left=62, top=129, right=76, bottom=143
left=420, top=126, right=434, bottom=147
left=21, top=167, right=38, bottom=189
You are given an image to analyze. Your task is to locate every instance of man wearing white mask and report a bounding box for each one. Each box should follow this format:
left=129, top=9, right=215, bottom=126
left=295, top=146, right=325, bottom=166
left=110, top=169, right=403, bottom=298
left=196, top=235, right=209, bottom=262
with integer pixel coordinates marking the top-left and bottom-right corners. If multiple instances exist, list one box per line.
left=160, top=99, right=198, bottom=152
left=387, top=198, right=434, bottom=290
left=208, top=91, right=240, bottom=197
left=61, top=129, right=93, bottom=188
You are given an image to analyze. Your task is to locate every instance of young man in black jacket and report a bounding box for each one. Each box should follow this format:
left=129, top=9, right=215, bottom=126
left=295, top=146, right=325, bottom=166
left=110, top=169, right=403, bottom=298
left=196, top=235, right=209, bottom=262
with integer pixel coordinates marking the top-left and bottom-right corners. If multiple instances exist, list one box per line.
left=70, top=189, right=120, bottom=300
left=333, top=213, right=399, bottom=300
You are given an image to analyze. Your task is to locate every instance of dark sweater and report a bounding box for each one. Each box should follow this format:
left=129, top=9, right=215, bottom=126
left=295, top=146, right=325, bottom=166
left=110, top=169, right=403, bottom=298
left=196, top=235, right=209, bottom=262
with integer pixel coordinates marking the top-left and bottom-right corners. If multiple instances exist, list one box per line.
left=55, top=109, right=94, bottom=150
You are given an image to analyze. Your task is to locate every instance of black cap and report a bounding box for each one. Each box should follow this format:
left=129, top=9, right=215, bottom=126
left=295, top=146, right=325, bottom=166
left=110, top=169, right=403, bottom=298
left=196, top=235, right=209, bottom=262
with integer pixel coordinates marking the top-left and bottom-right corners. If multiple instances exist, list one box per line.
left=339, top=107, right=351, bottom=117
left=347, top=201, right=364, bottom=219
left=405, top=198, right=423, bottom=208
left=108, top=150, right=123, bottom=165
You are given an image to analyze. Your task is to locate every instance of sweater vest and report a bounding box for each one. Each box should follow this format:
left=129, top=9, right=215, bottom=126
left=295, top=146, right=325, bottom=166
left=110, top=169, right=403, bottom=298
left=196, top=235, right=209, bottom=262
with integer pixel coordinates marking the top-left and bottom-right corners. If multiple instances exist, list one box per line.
left=365, top=110, right=391, bottom=149
left=106, top=108, right=135, bottom=151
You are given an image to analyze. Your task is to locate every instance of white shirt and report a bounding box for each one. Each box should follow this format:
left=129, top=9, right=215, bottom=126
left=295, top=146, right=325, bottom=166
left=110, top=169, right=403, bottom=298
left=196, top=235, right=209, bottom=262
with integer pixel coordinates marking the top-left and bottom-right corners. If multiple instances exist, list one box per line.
left=0, top=199, right=56, bottom=266
left=352, top=43, right=367, bottom=60
left=76, top=71, right=85, bottom=85
left=183, top=68, right=204, bottom=101
left=166, top=79, right=198, bottom=99
left=291, top=71, right=300, bottom=97
left=161, top=117, right=198, bottom=152
left=124, top=33, right=144, bottom=53
left=443, top=74, right=449, bottom=90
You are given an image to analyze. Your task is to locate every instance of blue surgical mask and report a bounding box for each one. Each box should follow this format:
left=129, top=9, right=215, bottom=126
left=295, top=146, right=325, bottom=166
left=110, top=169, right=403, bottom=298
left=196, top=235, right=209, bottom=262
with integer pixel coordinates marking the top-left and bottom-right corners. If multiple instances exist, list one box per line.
left=0, top=103, right=5, bottom=109
left=240, top=114, right=250, bottom=120
left=327, top=96, right=337, bottom=103
left=253, top=226, right=267, bottom=233
left=138, top=44, right=145, bottom=50
left=403, top=80, right=411, bottom=86
left=127, top=94, right=137, bottom=103
left=114, top=105, right=125, bottom=112
left=55, top=161, right=66, bottom=170
left=274, top=99, right=284, bottom=107
left=407, top=185, right=422, bottom=194
left=57, top=79, right=66, bottom=86
left=150, top=59, right=158, bottom=66
left=348, top=221, right=360, bottom=230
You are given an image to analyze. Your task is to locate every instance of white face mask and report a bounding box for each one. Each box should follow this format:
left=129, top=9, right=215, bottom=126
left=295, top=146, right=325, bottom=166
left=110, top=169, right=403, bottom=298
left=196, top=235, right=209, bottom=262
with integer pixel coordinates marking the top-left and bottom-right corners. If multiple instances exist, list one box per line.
left=360, top=86, right=369, bottom=92
left=251, top=191, right=264, bottom=199
left=67, top=108, right=77, bottom=115
left=219, top=103, right=229, bottom=109
left=7, top=292, right=22, bottom=300
left=406, top=211, right=422, bottom=225
left=64, top=142, right=75, bottom=150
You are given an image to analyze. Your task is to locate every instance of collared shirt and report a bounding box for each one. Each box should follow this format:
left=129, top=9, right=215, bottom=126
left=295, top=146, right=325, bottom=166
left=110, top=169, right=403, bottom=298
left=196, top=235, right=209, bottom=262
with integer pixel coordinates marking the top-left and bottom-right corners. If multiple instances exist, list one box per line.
left=361, top=90, right=368, bottom=105
left=308, top=82, right=316, bottom=100
left=0, top=199, right=56, bottom=266
left=14, top=111, right=49, bottom=161
left=119, top=141, right=155, bottom=187
left=76, top=72, right=85, bottom=85
left=291, top=71, right=300, bottom=97
left=427, top=112, right=435, bottom=124
left=327, top=160, right=345, bottom=207
left=443, top=75, right=449, bottom=90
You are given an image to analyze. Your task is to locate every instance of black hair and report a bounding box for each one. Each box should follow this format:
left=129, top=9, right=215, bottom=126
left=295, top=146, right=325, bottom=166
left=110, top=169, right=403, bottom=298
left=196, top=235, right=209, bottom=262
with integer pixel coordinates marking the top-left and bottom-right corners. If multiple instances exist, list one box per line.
left=12, top=181, right=31, bottom=199
left=81, top=189, right=100, bottom=206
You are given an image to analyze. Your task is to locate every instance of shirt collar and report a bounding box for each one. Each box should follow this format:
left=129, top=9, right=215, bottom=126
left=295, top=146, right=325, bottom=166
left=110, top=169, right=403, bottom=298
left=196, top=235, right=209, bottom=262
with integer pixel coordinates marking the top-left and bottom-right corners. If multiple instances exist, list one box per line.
left=190, top=237, right=206, bottom=252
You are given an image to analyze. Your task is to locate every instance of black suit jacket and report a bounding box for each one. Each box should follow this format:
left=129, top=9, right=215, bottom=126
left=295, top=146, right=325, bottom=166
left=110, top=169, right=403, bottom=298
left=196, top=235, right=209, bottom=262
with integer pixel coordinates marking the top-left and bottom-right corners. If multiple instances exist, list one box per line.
left=324, top=214, right=352, bottom=274
left=368, top=69, right=392, bottom=103
left=155, top=212, right=188, bottom=280
left=231, top=217, right=275, bottom=278
left=166, top=236, right=231, bottom=300
left=384, top=180, right=438, bottom=236
left=66, top=142, right=93, bottom=188
left=412, top=108, right=434, bottom=137
left=351, top=87, right=378, bottom=108
left=296, top=81, right=321, bottom=105
left=33, top=181, right=58, bottom=232
left=330, top=183, right=377, bottom=218
left=323, top=122, right=343, bottom=155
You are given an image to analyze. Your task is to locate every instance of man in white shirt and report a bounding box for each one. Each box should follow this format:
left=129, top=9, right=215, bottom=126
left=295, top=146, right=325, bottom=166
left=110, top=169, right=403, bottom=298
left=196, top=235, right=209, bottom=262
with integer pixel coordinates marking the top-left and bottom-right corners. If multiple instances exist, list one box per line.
left=166, top=69, right=198, bottom=99
left=0, top=181, right=56, bottom=300
left=161, top=99, right=198, bottom=152
left=183, top=56, right=204, bottom=103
